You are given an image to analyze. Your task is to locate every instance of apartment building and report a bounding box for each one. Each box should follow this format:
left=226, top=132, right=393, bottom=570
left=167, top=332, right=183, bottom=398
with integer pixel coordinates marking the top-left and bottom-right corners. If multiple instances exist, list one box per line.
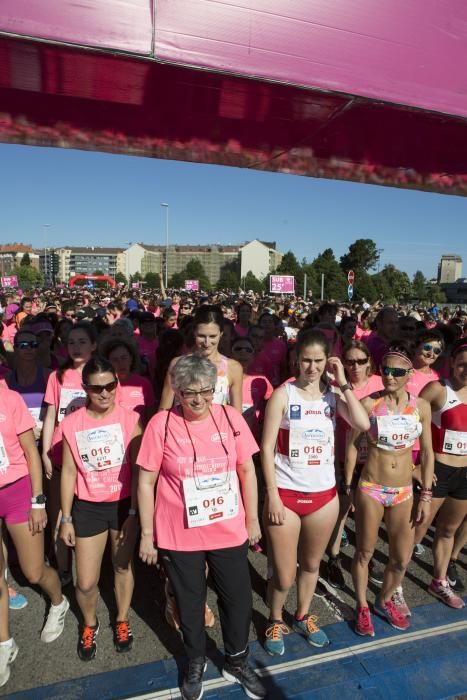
left=56, top=247, right=126, bottom=281
left=438, top=254, right=463, bottom=284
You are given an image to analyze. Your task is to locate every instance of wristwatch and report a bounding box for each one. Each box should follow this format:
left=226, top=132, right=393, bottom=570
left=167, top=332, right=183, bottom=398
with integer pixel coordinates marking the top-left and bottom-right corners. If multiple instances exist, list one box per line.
left=60, top=515, right=73, bottom=524
left=31, top=494, right=47, bottom=505
left=339, top=383, right=351, bottom=393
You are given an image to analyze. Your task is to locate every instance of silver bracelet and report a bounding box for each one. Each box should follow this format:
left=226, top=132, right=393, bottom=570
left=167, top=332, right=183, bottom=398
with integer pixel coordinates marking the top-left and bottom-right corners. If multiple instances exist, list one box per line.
left=60, top=515, right=73, bottom=524
left=31, top=504, right=46, bottom=510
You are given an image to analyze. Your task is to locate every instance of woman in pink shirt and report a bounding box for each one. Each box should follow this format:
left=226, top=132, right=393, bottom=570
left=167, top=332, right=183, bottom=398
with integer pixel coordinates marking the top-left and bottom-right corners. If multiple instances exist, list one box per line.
left=42, top=323, right=97, bottom=584
left=0, top=388, right=69, bottom=688
left=138, top=354, right=265, bottom=700
left=60, top=357, right=142, bottom=662
left=101, top=337, right=155, bottom=423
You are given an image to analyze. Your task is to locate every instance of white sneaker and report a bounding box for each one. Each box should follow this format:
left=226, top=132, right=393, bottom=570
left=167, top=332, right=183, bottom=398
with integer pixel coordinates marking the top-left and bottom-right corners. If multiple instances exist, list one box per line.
left=41, top=596, right=70, bottom=643
left=0, top=638, right=18, bottom=687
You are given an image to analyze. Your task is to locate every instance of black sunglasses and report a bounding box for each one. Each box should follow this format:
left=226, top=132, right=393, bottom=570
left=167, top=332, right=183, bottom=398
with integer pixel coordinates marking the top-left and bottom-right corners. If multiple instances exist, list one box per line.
left=382, top=366, right=411, bottom=378
left=344, top=358, right=368, bottom=366
left=422, top=343, right=442, bottom=355
left=84, top=380, right=118, bottom=394
left=15, top=340, right=39, bottom=350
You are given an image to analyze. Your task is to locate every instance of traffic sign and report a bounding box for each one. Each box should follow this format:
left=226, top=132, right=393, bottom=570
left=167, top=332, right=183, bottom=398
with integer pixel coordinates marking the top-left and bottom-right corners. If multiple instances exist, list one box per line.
left=347, top=270, right=355, bottom=284
left=348, top=283, right=354, bottom=300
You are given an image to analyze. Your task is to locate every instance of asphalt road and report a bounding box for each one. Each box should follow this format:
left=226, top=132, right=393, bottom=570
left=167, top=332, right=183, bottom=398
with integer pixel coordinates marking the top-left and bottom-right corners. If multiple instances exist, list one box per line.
left=4, top=518, right=466, bottom=697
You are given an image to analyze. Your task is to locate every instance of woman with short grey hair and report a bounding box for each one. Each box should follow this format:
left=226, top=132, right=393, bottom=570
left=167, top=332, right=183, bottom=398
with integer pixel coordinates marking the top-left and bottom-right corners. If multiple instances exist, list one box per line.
left=137, top=354, right=265, bottom=700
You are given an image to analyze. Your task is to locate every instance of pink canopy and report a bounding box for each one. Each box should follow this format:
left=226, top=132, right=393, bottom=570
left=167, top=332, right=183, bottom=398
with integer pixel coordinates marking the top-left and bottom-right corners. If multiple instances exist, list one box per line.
left=1, top=1, right=466, bottom=194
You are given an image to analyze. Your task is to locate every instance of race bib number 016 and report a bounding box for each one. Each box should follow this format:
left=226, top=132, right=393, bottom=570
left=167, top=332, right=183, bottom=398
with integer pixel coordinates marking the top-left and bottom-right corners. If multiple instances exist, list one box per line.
left=182, top=475, right=239, bottom=528
left=443, top=430, right=467, bottom=456
left=76, top=423, right=126, bottom=471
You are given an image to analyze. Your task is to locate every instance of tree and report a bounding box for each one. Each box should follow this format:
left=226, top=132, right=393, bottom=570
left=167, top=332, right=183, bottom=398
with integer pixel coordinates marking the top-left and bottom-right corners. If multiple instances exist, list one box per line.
left=340, top=238, right=381, bottom=273
left=20, top=253, right=31, bottom=266
left=217, top=260, right=240, bottom=290
left=12, top=265, right=43, bottom=290
left=412, top=271, right=429, bottom=301
left=429, top=284, right=447, bottom=304
left=243, top=271, right=264, bottom=295
left=354, top=270, right=378, bottom=303
left=310, top=248, right=347, bottom=300
left=169, top=258, right=210, bottom=291
left=216, top=269, right=239, bottom=290
left=115, top=271, right=127, bottom=285
left=144, top=272, right=160, bottom=288
left=371, top=265, right=412, bottom=303
left=272, top=250, right=304, bottom=295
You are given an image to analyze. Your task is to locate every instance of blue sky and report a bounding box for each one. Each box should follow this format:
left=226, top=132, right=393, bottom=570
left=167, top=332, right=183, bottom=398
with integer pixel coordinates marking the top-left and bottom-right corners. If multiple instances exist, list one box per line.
left=1, top=143, right=466, bottom=280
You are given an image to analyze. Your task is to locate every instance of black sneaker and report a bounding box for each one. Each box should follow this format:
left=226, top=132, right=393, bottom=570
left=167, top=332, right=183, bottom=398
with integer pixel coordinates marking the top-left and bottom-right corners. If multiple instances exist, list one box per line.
left=222, top=659, right=266, bottom=699
left=78, top=619, right=99, bottom=661
left=113, top=620, right=133, bottom=653
left=326, top=556, right=345, bottom=590
left=447, top=560, right=465, bottom=593
left=181, top=658, right=207, bottom=700
left=368, top=560, right=384, bottom=586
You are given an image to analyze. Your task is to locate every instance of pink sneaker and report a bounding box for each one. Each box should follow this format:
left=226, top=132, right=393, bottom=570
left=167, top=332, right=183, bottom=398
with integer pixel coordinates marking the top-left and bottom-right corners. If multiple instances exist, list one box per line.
left=355, top=606, right=375, bottom=637
left=428, top=579, right=465, bottom=609
left=374, top=598, right=410, bottom=631
left=391, top=586, right=411, bottom=617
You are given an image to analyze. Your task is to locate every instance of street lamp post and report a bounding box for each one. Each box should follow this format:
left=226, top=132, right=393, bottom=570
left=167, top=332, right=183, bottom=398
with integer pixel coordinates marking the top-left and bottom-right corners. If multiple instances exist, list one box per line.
left=161, top=203, right=169, bottom=287
left=43, top=224, right=51, bottom=283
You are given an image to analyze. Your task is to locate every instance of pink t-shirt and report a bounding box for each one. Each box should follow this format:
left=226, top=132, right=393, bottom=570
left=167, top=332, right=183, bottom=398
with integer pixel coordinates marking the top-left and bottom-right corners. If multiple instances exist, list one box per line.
left=44, top=368, right=87, bottom=423
left=241, top=374, right=273, bottom=440
left=335, top=374, right=384, bottom=463
left=0, top=388, right=35, bottom=487
left=61, top=404, right=140, bottom=502
left=407, top=368, right=440, bottom=397
left=117, top=375, right=155, bottom=417
left=137, top=404, right=258, bottom=552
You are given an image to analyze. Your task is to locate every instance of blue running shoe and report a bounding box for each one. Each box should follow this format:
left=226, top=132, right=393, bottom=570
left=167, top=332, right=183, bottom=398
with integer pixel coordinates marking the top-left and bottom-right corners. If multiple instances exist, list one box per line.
left=293, top=615, right=330, bottom=648
left=8, top=587, right=27, bottom=611
left=264, top=620, right=289, bottom=656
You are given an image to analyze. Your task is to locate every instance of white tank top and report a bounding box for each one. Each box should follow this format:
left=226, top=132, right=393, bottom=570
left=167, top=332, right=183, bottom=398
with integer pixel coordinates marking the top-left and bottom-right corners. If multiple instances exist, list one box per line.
left=274, top=383, right=336, bottom=492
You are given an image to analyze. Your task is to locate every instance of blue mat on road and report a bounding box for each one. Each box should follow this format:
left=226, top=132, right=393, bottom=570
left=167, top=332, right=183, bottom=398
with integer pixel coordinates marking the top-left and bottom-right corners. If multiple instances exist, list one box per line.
left=9, top=600, right=467, bottom=700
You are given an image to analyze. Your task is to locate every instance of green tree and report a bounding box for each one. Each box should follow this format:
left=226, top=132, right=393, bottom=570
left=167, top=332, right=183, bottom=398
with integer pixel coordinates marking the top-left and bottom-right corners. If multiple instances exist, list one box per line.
left=370, top=271, right=393, bottom=303
left=217, top=260, right=240, bottom=290
left=144, top=272, right=160, bottom=288
left=115, top=271, right=127, bottom=285
left=412, top=271, right=429, bottom=301
left=169, top=259, right=210, bottom=291
left=12, top=265, right=43, bottom=290
left=243, top=271, right=264, bottom=295
left=272, top=250, right=304, bottom=295
left=310, top=249, right=347, bottom=300
left=20, top=253, right=31, bottom=266
left=429, top=284, right=447, bottom=304
left=379, top=265, right=412, bottom=302
left=340, top=238, right=381, bottom=273
left=217, top=269, right=239, bottom=290
left=353, top=270, right=378, bottom=303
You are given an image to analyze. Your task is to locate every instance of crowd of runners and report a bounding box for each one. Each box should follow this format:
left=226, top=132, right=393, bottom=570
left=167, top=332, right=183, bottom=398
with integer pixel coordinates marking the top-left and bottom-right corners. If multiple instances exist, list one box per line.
left=0, top=283, right=466, bottom=700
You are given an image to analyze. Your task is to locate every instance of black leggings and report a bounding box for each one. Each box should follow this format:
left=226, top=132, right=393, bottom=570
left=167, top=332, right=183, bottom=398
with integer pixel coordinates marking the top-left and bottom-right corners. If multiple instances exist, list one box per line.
left=159, top=540, right=252, bottom=660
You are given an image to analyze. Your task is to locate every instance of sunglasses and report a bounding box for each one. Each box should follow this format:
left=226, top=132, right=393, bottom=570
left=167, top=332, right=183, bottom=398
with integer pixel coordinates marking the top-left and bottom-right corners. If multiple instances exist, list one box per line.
left=381, top=366, right=411, bottom=378
left=422, top=343, right=442, bottom=355
left=233, top=346, right=254, bottom=353
left=15, top=340, right=39, bottom=350
left=344, top=358, right=368, bottom=366
left=180, top=387, right=215, bottom=399
left=84, top=380, right=118, bottom=394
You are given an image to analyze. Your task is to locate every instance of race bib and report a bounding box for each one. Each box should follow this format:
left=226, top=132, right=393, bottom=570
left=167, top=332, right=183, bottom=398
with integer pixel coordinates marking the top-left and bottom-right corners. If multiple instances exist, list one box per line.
left=377, top=415, right=419, bottom=451
left=75, top=423, right=126, bottom=471
left=58, top=388, right=87, bottom=422
left=289, top=423, right=334, bottom=468
left=0, top=434, right=9, bottom=475
left=443, top=430, right=467, bottom=456
left=182, top=473, right=239, bottom=528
